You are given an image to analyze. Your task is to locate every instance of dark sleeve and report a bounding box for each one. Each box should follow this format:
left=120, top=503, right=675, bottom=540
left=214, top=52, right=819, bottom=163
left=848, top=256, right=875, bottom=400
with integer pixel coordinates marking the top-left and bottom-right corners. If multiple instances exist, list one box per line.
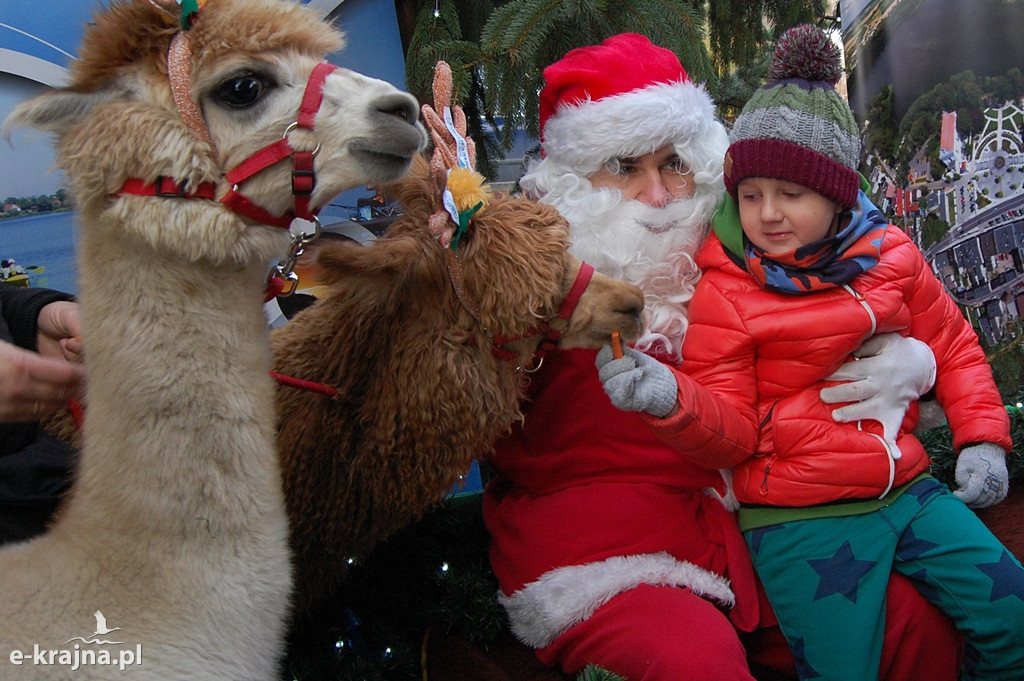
left=0, top=287, right=75, bottom=351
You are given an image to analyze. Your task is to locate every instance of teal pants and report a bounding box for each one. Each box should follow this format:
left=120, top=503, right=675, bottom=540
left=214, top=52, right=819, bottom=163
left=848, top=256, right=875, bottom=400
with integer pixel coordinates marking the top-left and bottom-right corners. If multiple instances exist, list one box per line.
left=744, top=478, right=1024, bottom=681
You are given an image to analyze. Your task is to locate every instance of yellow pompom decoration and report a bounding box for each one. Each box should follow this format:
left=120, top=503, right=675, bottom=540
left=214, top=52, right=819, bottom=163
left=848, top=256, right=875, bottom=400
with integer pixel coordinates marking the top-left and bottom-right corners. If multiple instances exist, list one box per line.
left=446, top=166, right=489, bottom=214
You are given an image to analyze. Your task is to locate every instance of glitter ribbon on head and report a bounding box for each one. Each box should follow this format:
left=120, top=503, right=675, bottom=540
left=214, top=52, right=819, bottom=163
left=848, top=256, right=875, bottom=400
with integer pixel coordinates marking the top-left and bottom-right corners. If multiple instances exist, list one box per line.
left=167, top=32, right=213, bottom=147
left=141, top=0, right=213, bottom=148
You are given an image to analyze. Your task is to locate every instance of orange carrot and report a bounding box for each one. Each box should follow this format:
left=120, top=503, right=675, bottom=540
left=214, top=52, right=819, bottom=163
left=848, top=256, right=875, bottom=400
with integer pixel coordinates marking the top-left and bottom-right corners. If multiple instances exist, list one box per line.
left=611, top=329, right=623, bottom=359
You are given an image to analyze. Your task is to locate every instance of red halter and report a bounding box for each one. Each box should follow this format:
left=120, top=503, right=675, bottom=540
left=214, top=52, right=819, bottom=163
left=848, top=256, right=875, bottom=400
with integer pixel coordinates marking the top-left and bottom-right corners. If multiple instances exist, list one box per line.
left=490, top=261, right=595, bottom=370
left=272, top=259, right=598, bottom=400
left=118, top=45, right=337, bottom=230
left=217, top=61, right=338, bottom=229
left=444, top=244, right=596, bottom=370
left=513, top=260, right=594, bottom=365
left=116, top=31, right=338, bottom=299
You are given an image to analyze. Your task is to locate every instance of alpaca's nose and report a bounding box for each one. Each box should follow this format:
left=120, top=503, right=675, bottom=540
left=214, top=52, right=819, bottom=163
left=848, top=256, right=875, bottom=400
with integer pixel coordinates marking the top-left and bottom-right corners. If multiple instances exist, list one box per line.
left=620, top=300, right=643, bottom=318
left=372, top=92, right=419, bottom=125
left=620, top=284, right=644, bottom=317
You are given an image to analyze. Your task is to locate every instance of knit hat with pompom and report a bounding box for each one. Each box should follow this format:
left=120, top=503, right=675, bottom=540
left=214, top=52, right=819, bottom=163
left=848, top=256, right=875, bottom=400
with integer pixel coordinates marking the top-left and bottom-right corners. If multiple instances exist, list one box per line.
left=724, top=25, right=861, bottom=208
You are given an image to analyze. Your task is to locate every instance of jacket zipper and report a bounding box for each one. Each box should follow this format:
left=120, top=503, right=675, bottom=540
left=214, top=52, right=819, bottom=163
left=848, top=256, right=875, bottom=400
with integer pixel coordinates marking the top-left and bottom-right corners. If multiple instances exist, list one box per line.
left=842, top=285, right=898, bottom=497
left=843, top=283, right=877, bottom=439
left=760, top=454, right=777, bottom=496
left=868, top=433, right=898, bottom=498
left=842, top=284, right=877, bottom=336
left=758, top=406, right=776, bottom=495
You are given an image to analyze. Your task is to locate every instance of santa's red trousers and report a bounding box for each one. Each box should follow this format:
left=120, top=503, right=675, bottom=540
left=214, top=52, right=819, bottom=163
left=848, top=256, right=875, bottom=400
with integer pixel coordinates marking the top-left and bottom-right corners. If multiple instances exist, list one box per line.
left=538, top=573, right=963, bottom=681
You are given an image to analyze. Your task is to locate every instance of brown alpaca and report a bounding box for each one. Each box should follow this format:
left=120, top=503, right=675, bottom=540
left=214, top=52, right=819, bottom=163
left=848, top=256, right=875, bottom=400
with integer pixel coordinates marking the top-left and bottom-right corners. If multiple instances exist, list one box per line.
left=0, top=0, right=424, bottom=678
left=272, top=75, right=645, bottom=616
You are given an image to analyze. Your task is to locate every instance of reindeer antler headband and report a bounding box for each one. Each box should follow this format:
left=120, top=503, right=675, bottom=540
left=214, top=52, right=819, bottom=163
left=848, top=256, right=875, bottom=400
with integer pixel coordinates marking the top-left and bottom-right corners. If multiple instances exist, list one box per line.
left=145, top=0, right=213, bottom=146
left=420, top=61, right=489, bottom=252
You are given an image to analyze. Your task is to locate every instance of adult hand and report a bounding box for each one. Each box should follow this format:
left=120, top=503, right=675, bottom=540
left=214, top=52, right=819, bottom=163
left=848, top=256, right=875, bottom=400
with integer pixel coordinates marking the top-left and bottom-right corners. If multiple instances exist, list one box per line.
left=0, top=339, right=84, bottom=422
left=595, top=344, right=678, bottom=418
left=820, top=334, right=935, bottom=450
left=954, top=443, right=1009, bottom=508
left=36, top=300, right=83, bottom=363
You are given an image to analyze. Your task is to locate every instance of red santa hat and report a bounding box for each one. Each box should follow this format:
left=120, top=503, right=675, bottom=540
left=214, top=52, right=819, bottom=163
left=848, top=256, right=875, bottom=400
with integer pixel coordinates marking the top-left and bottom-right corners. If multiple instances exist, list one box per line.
left=539, top=33, right=719, bottom=174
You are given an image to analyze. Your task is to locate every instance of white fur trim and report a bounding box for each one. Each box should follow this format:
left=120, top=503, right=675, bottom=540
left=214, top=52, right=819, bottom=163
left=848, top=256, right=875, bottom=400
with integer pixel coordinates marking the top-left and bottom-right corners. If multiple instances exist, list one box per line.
left=705, top=468, right=740, bottom=512
left=543, top=80, right=719, bottom=174
left=498, top=551, right=735, bottom=649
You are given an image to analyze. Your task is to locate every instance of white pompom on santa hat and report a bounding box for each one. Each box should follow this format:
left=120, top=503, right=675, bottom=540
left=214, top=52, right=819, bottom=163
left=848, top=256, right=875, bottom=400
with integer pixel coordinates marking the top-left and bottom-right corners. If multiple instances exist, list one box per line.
left=539, top=33, right=720, bottom=174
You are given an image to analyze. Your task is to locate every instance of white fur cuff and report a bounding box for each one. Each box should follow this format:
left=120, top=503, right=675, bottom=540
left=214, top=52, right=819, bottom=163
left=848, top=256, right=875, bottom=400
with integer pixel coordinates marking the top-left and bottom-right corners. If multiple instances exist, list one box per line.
left=498, top=551, right=735, bottom=649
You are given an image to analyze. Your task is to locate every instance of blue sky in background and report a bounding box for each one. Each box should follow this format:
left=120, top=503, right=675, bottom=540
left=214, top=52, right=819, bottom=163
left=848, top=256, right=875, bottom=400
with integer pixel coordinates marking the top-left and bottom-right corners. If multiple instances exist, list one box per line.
left=1, top=0, right=89, bottom=75
left=1, top=0, right=93, bottom=199
left=839, top=0, right=873, bottom=26
left=0, top=0, right=407, bottom=201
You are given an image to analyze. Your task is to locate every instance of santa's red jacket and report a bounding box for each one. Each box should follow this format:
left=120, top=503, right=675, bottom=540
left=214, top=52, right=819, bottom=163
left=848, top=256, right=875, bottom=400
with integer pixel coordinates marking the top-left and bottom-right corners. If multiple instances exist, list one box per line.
left=483, top=348, right=761, bottom=649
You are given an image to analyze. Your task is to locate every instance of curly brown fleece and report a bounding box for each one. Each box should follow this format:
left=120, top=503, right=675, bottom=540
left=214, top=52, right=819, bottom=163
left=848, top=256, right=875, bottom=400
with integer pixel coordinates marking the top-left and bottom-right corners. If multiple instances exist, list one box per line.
left=272, top=154, right=643, bottom=619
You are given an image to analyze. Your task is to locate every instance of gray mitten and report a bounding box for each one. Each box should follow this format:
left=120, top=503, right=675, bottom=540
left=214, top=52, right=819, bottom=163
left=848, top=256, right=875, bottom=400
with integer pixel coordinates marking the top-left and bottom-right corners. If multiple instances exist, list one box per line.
left=595, top=345, right=678, bottom=418
left=953, top=443, right=1009, bottom=509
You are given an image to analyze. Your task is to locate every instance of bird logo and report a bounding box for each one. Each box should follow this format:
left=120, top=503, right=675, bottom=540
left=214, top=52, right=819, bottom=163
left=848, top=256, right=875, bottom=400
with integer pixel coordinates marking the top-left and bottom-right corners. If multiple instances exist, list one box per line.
left=64, top=611, right=123, bottom=645
left=92, top=611, right=121, bottom=637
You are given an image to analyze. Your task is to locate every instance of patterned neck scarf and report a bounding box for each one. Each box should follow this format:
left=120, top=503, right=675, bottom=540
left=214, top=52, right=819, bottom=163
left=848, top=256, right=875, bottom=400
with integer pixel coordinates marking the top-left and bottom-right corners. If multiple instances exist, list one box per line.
left=742, top=191, right=888, bottom=294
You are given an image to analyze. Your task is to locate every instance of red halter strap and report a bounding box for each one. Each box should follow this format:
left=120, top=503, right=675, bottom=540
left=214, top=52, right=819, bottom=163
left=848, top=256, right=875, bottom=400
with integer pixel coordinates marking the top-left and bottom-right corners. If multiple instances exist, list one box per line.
left=273, top=258, right=599, bottom=395
left=448, top=253, right=595, bottom=367
left=118, top=40, right=338, bottom=231
left=530, top=261, right=594, bottom=359
left=118, top=177, right=218, bottom=200
left=489, top=261, right=595, bottom=366
left=219, top=61, right=337, bottom=227
left=269, top=370, right=339, bottom=399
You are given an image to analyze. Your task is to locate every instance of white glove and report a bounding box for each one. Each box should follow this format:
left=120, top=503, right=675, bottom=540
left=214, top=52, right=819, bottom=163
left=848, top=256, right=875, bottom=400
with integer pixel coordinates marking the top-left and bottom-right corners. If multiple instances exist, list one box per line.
left=953, top=443, right=1009, bottom=508
left=595, top=344, right=678, bottom=418
left=820, top=334, right=936, bottom=452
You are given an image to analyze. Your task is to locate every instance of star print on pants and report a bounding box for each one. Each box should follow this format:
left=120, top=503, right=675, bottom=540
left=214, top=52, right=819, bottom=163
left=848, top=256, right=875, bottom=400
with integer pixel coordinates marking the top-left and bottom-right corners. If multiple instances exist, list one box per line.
left=807, top=541, right=877, bottom=603
left=977, top=550, right=1024, bottom=603
left=904, top=478, right=943, bottom=506
left=747, top=523, right=786, bottom=553
left=790, top=637, right=822, bottom=679
left=904, top=568, right=941, bottom=603
left=896, top=526, right=939, bottom=561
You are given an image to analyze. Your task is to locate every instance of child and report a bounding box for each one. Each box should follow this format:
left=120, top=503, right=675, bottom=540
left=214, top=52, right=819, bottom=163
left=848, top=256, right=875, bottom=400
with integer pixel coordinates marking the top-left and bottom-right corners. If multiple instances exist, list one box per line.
left=596, top=25, right=1024, bottom=681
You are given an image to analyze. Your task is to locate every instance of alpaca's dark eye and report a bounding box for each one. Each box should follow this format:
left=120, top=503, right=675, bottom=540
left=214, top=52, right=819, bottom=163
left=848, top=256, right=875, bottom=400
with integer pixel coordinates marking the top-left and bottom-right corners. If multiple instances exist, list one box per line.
left=215, top=74, right=267, bottom=109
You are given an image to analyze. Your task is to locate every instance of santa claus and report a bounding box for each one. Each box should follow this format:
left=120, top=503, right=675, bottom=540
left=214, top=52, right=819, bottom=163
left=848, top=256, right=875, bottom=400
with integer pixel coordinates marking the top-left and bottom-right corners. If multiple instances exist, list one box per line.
left=483, top=32, right=962, bottom=681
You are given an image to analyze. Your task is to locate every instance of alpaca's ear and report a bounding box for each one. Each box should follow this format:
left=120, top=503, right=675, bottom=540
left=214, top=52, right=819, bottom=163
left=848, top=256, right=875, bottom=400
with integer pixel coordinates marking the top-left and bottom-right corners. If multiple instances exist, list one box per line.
left=3, top=87, right=128, bottom=140
left=315, top=236, right=431, bottom=286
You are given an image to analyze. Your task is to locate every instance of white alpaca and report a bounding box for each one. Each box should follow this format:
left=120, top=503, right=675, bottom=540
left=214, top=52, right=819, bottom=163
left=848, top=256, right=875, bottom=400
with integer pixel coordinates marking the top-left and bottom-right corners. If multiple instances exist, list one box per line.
left=0, top=1, right=425, bottom=679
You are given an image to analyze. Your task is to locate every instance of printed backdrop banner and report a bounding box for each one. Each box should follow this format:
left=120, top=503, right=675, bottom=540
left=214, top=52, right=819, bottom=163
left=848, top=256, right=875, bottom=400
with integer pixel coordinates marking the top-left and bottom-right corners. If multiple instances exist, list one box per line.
left=841, top=0, right=1024, bottom=368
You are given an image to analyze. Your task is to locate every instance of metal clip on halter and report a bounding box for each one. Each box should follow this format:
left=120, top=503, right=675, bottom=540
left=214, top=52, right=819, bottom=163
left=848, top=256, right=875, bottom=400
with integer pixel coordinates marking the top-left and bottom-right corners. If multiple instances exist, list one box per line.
left=268, top=216, right=322, bottom=297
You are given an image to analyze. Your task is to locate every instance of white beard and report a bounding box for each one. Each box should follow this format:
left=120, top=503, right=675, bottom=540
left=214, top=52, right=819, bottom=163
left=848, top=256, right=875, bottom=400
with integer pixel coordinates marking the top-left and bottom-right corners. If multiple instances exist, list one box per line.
left=554, top=185, right=715, bottom=363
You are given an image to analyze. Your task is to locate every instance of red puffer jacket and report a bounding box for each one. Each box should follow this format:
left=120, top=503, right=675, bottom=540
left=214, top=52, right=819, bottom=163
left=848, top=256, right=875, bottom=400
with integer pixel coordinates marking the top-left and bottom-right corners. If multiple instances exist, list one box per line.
left=647, top=228, right=1011, bottom=507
